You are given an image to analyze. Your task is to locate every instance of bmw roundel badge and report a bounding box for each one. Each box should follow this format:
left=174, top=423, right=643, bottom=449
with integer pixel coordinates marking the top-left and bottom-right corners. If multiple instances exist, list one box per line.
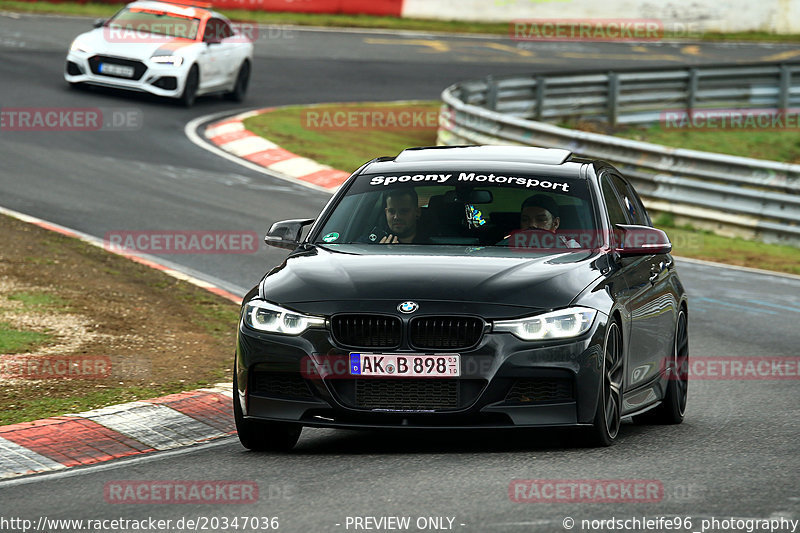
left=398, top=301, right=419, bottom=314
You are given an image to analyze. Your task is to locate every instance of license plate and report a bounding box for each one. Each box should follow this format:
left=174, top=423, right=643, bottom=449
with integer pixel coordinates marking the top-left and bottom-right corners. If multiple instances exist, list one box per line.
left=99, top=63, right=135, bottom=78
left=349, top=353, right=460, bottom=377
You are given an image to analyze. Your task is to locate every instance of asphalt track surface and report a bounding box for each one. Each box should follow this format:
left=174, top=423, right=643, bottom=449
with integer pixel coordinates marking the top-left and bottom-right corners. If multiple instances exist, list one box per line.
left=1, top=12, right=799, bottom=532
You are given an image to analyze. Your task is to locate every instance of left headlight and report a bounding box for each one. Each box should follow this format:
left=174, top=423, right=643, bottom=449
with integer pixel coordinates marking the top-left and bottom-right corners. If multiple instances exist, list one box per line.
left=243, top=300, right=326, bottom=335
left=150, top=55, right=184, bottom=66
left=494, top=307, right=597, bottom=340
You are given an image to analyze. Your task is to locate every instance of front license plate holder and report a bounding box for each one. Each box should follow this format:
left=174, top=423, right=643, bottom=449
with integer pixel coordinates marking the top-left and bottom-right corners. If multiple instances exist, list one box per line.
left=99, top=62, right=135, bottom=78
left=349, top=353, right=460, bottom=377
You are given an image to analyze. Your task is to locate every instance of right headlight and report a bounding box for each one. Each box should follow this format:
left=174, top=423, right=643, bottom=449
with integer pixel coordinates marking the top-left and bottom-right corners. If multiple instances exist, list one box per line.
left=493, top=307, right=597, bottom=340
left=242, top=299, right=325, bottom=335
left=70, top=39, right=92, bottom=54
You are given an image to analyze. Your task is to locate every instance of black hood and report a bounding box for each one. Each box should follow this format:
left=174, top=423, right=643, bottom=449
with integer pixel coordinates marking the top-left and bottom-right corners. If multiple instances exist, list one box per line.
left=260, top=245, right=601, bottom=317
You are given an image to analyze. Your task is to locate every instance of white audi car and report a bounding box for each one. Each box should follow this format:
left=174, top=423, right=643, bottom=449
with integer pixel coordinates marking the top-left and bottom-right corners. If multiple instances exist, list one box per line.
left=65, top=0, right=254, bottom=106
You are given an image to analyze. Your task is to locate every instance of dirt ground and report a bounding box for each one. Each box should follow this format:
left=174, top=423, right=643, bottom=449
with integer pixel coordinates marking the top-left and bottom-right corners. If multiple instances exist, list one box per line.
left=0, top=214, right=241, bottom=424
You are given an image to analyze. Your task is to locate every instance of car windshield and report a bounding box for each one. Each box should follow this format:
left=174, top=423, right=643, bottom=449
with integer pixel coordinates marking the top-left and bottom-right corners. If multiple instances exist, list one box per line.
left=314, top=170, right=599, bottom=252
left=107, top=8, right=201, bottom=40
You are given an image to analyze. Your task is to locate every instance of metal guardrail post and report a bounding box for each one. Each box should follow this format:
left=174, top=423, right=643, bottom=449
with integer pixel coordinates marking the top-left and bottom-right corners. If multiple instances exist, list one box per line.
left=779, top=64, right=791, bottom=111
left=688, top=68, right=698, bottom=112
left=486, top=75, right=497, bottom=111
left=607, top=71, right=619, bottom=126
left=535, top=75, right=545, bottom=121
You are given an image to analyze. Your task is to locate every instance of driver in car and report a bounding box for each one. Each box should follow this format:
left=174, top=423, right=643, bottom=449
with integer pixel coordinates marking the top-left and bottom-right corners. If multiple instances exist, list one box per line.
left=378, top=189, right=429, bottom=244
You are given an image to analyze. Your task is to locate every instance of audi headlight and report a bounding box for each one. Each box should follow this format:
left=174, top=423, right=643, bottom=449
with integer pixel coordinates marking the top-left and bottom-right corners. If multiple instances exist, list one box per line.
left=70, top=40, right=92, bottom=54
left=243, top=300, right=325, bottom=335
left=150, top=55, right=183, bottom=66
left=494, top=307, right=597, bottom=340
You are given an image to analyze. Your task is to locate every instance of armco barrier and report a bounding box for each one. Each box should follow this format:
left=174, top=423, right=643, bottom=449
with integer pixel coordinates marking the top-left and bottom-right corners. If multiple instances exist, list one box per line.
left=437, top=63, right=800, bottom=247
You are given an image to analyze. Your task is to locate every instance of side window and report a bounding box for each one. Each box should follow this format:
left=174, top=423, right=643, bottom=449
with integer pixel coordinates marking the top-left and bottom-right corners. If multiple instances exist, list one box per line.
left=601, top=174, right=630, bottom=228
left=611, top=174, right=649, bottom=226
left=219, top=20, right=234, bottom=39
left=623, top=182, right=651, bottom=226
left=203, top=19, right=228, bottom=43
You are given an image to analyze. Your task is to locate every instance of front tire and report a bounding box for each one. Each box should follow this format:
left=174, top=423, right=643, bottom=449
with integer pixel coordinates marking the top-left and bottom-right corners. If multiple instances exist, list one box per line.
left=179, top=65, right=199, bottom=107
left=634, top=308, right=688, bottom=424
left=226, top=61, right=250, bottom=102
left=585, top=319, right=624, bottom=447
left=233, top=371, right=302, bottom=452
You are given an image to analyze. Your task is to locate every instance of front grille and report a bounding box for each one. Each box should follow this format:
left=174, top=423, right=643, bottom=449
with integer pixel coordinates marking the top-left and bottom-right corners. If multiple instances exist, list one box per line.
left=88, top=55, right=147, bottom=80
left=331, top=314, right=402, bottom=348
left=355, top=379, right=458, bottom=410
left=250, top=371, right=314, bottom=400
left=504, top=378, right=573, bottom=404
left=409, top=317, right=484, bottom=350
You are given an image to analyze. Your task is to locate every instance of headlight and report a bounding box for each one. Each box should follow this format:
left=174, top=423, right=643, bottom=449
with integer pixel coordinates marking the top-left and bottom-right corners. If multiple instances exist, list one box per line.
left=150, top=55, right=184, bottom=66
left=70, top=40, right=91, bottom=54
left=243, top=300, right=325, bottom=335
left=494, top=307, right=597, bottom=340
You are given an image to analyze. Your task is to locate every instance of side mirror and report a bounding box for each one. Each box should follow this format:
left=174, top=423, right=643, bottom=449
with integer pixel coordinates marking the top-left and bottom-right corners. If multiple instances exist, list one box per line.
left=93, top=18, right=105, bottom=28
left=265, top=219, right=314, bottom=249
left=614, top=224, right=672, bottom=256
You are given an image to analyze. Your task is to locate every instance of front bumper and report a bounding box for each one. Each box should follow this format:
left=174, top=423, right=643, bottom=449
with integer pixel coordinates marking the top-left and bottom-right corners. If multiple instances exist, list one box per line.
left=235, top=312, right=609, bottom=429
left=65, top=51, right=187, bottom=97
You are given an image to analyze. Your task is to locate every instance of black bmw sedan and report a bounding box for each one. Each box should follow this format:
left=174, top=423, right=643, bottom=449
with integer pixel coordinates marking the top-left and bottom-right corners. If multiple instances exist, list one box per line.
left=234, top=145, right=689, bottom=450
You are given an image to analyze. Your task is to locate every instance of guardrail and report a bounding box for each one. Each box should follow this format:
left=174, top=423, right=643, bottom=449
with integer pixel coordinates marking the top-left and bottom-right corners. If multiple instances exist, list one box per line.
left=437, top=62, right=800, bottom=247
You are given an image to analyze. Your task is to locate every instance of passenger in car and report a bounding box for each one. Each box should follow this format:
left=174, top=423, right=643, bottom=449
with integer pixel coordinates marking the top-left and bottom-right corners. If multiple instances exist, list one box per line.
left=504, top=194, right=581, bottom=248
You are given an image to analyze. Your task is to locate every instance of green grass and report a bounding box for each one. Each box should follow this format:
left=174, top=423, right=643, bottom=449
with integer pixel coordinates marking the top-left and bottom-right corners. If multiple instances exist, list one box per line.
left=0, top=0, right=122, bottom=17
left=183, top=290, right=241, bottom=341
left=0, top=380, right=224, bottom=425
left=657, top=224, right=800, bottom=275
left=243, top=101, right=440, bottom=172
left=3, top=0, right=800, bottom=40
left=8, top=291, right=69, bottom=309
left=0, top=322, right=52, bottom=353
left=614, top=122, right=800, bottom=164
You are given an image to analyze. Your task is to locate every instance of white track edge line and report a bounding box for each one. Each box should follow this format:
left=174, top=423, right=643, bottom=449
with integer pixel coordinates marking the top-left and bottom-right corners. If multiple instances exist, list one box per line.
left=0, top=437, right=237, bottom=488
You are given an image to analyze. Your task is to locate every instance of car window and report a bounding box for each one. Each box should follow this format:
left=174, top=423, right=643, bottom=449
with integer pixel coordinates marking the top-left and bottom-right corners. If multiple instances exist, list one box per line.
left=621, top=180, right=651, bottom=226
left=108, top=8, right=201, bottom=40
left=314, top=170, right=598, bottom=252
left=601, top=174, right=631, bottom=227
left=204, top=18, right=231, bottom=42
left=610, top=174, right=649, bottom=226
